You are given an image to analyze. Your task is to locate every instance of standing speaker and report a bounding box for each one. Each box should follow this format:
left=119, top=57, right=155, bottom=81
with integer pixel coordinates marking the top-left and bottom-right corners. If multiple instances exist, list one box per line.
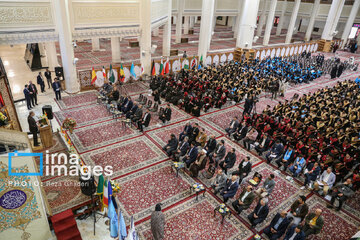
left=42, top=105, right=53, bottom=120
left=79, top=176, right=96, bottom=196
left=55, top=67, right=64, bottom=79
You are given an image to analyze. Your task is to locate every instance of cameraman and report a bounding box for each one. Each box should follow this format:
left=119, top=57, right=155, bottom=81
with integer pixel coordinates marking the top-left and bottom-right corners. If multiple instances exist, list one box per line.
left=243, top=94, right=254, bottom=115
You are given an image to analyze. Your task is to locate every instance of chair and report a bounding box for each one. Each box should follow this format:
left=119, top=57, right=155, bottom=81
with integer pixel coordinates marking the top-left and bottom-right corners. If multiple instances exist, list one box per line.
left=140, top=96, right=147, bottom=105
left=150, top=103, right=158, bottom=112
left=248, top=172, right=262, bottom=188
left=136, top=94, right=143, bottom=102
left=146, top=100, right=152, bottom=109
left=158, top=107, right=164, bottom=117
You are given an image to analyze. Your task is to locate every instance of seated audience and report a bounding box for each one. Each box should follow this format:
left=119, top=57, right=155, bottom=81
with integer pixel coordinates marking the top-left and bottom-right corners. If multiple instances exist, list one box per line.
left=211, top=169, right=227, bottom=194
left=303, top=209, right=324, bottom=237
left=204, top=135, right=217, bottom=156
left=182, top=142, right=198, bottom=168
left=255, top=174, right=275, bottom=198
left=195, top=128, right=207, bottom=147
left=289, top=155, right=306, bottom=177
left=265, top=140, right=284, bottom=162
left=232, top=185, right=255, bottom=214
left=219, top=148, right=236, bottom=174
left=221, top=175, right=239, bottom=203
left=287, top=195, right=309, bottom=225
left=247, top=198, right=269, bottom=228
left=163, top=134, right=178, bottom=156
left=263, top=210, right=291, bottom=240
left=189, top=151, right=207, bottom=177
left=283, top=224, right=306, bottom=240
left=275, top=145, right=295, bottom=171
left=209, top=140, right=226, bottom=166
left=137, top=109, right=151, bottom=132
left=313, top=167, right=336, bottom=195
left=225, top=116, right=239, bottom=137
left=159, top=104, right=172, bottom=124
left=179, top=122, right=193, bottom=141
left=302, top=162, right=321, bottom=189
left=171, top=136, right=189, bottom=161
left=232, top=156, right=252, bottom=183
left=327, top=178, right=354, bottom=211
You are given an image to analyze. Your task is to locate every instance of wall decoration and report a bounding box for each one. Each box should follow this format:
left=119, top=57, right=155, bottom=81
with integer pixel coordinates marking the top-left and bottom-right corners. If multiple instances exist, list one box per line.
left=220, top=54, right=227, bottom=63
left=228, top=53, right=234, bottom=61
left=213, top=55, right=219, bottom=65
left=205, top=56, right=212, bottom=65
left=270, top=49, right=276, bottom=58
left=276, top=48, right=281, bottom=57
left=172, top=60, right=180, bottom=72
left=281, top=48, right=286, bottom=57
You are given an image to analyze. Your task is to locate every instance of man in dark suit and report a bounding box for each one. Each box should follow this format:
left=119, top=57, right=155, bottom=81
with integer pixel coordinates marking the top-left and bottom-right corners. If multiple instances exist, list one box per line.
left=126, top=103, right=138, bottom=119
left=209, top=139, right=226, bottom=166
left=287, top=195, right=309, bottom=225
left=182, top=142, right=198, bottom=168
left=107, top=86, right=119, bottom=103
left=23, top=85, right=32, bottom=110
left=302, top=209, right=324, bottom=237
left=233, top=124, right=248, bottom=142
left=131, top=105, right=143, bottom=123
left=172, top=136, right=189, bottom=160
left=265, top=140, right=284, bottom=163
left=232, top=156, right=252, bottom=183
left=219, top=148, right=236, bottom=174
left=204, top=135, right=217, bottom=156
left=137, top=109, right=151, bottom=132
left=243, top=95, right=254, bottom=114
left=179, top=122, right=193, bottom=141
left=232, top=185, right=255, bottom=213
left=159, top=104, right=172, bottom=124
left=284, top=224, right=306, bottom=240
left=303, top=162, right=321, bottom=188
left=221, top=175, right=239, bottom=203
left=247, top=198, right=269, bottom=227
left=52, top=78, right=62, bottom=100
left=189, top=122, right=199, bottom=144
left=28, top=81, right=38, bottom=106
left=163, top=134, right=178, bottom=156
left=44, top=69, right=52, bottom=89
left=121, top=97, right=133, bottom=114
left=263, top=211, right=291, bottom=240
left=28, top=111, right=39, bottom=146
left=255, top=134, right=272, bottom=155
left=37, top=72, right=45, bottom=93
left=225, top=116, right=239, bottom=137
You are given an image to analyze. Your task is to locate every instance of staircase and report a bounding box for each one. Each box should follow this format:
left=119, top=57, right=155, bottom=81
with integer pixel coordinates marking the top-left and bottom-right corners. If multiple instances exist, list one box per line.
left=51, top=209, right=82, bottom=240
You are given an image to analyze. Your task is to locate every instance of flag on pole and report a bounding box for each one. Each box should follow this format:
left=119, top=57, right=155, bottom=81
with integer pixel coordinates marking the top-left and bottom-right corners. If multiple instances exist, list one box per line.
left=151, top=60, right=156, bottom=76
left=141, top=64, right=144, bottom=75
left=118, top=210, right=127, bottom=240
left=130, top=62, right=136, bottom=78
left=191, top=57, right=196, bottom=69
left=103, top=178, right=109, bottom=207
left=120, top=64, right=125, bottom=82
left=184, top=60, right=189, bottom=70
left=159, top=59, right=164, bottom=76
left=102, top=66, right=106, bottom=80
left=109, top=64, right=115, bottom=83
left=91, top=67, right=97, bottom=85
left=96, top=174, right=104, bottom=196
left=165, top=58, right=170, bottom=74
left=198, top=55, right=203, bottom=70
left=108, top=198, right=118, bottom=238
left=126, top=216, right=139, bottom=240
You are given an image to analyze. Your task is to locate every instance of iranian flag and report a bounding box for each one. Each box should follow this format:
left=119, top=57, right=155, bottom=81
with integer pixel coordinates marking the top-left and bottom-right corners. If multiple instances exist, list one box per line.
left=160, top=59, right=164, bottom=76
left=102, top=66, right=106, bottom=80
left=165, top=58, right=170, bottom=74
left=91, top=67, right=97, bottom=85
left=103, top=178, right=109, bottom=208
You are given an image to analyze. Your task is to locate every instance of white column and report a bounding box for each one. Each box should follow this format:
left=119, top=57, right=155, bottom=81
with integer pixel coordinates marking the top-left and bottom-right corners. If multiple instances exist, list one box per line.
left=285, top=0, right=300, bottom=44
left=44, top=42, right=59, bottom=71
left=175, top=0, right=184, bottom=43
left=190, top=16, right=195, bottom=28
left=194, top=16, right=198, bottom=24
left=276, top=0, right=287, bottom=36
left=153, top=27, right=159, bottom=36
left=341, top=0, right=360, bottom=47
left=305, top=0, right=320, bottom=41
left=140, top=0, right=152, bottom=74
left=92, top=38, right=100, bottom=51
left=183, top=16, right=190, bottom=34
left=256, top=0, right=268, bottom=37
left=111, top=37, right=121, bottom=63
left=53, top=0, right=79, bottom=93
left=321, top=0, right=345, bottom=40
left=263, top=0, right=277, bottom=46
left=234, top=0, right=245, bottom=37
left=198, top=0, right=215, bottom=62
left=236, top=0, right=261, bottom=49
left=163, top=0, right=172, bottom=56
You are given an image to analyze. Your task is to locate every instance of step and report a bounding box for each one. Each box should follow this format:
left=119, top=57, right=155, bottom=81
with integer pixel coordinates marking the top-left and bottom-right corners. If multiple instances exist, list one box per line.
left=51, top=210, right=74, bottom=224
left=56, top=225, right=82, bottom=240
left=53, top=218, right=77, bottom=234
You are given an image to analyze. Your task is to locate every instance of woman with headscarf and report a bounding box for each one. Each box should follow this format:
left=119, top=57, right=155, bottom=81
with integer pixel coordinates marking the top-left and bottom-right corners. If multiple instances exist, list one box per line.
left=151, top=203, right=165, bottom=240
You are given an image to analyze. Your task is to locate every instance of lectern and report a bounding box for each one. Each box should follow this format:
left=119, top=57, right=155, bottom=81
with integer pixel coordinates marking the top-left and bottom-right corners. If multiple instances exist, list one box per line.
left=39, top=118, right=53, bottom=148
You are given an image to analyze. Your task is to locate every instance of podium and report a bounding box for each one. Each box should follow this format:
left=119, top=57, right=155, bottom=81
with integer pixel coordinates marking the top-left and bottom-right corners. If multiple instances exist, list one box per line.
left=39, top=118, right=53, bottom=148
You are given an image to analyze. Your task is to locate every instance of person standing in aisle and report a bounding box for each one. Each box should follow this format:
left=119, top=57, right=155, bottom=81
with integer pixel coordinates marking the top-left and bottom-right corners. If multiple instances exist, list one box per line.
left=44, top=69, right=52, bottom=89
left=52, top=78, right=62, bottom=100
left=37, top=72, right=46, bottom=93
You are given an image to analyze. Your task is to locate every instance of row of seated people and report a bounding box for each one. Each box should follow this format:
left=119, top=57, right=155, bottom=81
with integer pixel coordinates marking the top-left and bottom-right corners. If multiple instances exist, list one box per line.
left=162, top=122, right=324, bottom=239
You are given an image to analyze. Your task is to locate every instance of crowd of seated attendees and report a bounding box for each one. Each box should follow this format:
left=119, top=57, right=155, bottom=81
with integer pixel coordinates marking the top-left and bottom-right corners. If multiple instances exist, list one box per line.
left=150, top=53, right=331, bottom=115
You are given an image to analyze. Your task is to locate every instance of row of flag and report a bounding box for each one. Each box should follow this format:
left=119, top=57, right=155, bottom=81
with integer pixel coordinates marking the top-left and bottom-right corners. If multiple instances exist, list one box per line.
left=151, top=56, right=203, bottom=76
left=96, top=175, right=139, bottom=240
left=91, top=62, right=137, bottom=85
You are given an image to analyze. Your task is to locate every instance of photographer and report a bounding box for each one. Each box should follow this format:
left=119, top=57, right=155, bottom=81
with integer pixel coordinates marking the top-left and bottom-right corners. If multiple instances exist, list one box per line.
left=244, top=94, right=254, bottom=115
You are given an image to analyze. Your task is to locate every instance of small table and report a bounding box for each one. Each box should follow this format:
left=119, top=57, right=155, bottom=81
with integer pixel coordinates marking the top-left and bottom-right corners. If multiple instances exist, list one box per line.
left=112, top=110, right=122, bottom=120
left=171, top=162, right=185, bottom=177
left=190, top=183, right=205, bottom=201
left=121, top=119, right=132, bottom=129
left=213, top=204, right=231, bottom=224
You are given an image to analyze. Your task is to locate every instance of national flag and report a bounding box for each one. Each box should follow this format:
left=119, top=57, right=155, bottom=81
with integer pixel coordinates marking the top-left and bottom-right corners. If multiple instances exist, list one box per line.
left=126, top=216, right=139, bottom=240
left=141, top=64, right=144, bottom=75
left=198, top=55, right=203, bottom=70
left=109, top=64, right=115, bottom=83
left=191, top=57, right=196, bottom=69
left=96, top=174, right=104, bottom=196
left=103, top=178, right=109, bottom=207
left=118, top=210, right=127, bottom=240
left=165, top=58, right=170, bottom=74
left=120, top=64, right=125, bottom=82
left=184, top=61, right=189, bottom=69
left=102, top=66, right=106, bottom=80
left=130, top=62, right=136, bottom=78
left=159, top=59, right=164, bottom=76
left=91, top=67, right=97, bottom=85
left=108, top=198, right=118, bottom=238
left=151, top=60, right=156, bottom=76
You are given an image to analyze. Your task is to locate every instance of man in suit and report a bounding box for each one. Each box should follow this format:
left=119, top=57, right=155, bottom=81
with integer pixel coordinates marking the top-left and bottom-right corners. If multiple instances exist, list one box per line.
left=265, top=140, right=284, bottom=163
left=23, top=85, right=32, bottom=110
left=37, top=72, right=45, bottom=93
left=243, top=95, right=254, bottom=114
left=263, top=210, right=291, bottom=240
left=211, top=169, right=227, bottom=194
left=225, top=116, right=239, bottom=137
left=287, top=195, right=309, bottom=225
left=302, top=162, right=321, bottom=189
left=313, top=167, right=336, bottom=196
left=126, top=103, right=138, bottom=119
left=121, top=97, right=133, bottom=114
left=232, top=156, right=252, bottom=183
left=302, top=209, right=324, bottom=237
left=179, top=122, right=192, bottom=141
left=137, top=109, right=151, bottom=132
left=28, top=81, right=38, bottom=106
left=209, top=139, right=226, bottom=166
left=107, top=86, right=120, bottom=103
left=182, top=142, right=198, bottom=168
left=221, top=175, right=239, bottom=203
left=28, top=111, right=39, bottom=146
left=255, top=134, right=272, bottom=155
left=204, top=135, right=217, bottom=156
left=275, top=145, right=295, bottom=171
left=44, top=68, right=52, bottom=89
left=163, top=134, right=178, bottom=156
left=219, top=148, right=236, bottom=174
left=131, top=104, right=143, bottom=123
left=159, top=104, right=172, bottom=124
left=233, top=123, right=249, bottom=142
left=189, top=123, right=200, bottom=144
left=284, top=224, right=306, bottom=240
left=255, top=174, right=276, bottom=198
left=327, top=178, right=354, bottom=211
left=247, top=198, right=269, bottom=227
left=172, top=136, right=190, bottom=161
left=232, top=185, right=255, bottom=213
left=52, top=78, right=62, bottom=100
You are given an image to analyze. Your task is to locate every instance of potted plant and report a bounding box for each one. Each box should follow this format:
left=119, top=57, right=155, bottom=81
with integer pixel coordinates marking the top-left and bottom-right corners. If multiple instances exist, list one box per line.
left=62, top=117, right=77, bottom=133
left=0, top=111, right=8, bottom=127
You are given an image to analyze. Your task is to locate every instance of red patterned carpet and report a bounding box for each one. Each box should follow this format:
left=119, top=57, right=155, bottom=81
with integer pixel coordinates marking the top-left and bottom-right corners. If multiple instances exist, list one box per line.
left=51, top=51, right=360, bottom=239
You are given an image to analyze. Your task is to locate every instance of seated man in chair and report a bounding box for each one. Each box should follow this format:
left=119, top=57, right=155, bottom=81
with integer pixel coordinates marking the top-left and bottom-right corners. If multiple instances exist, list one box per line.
left=247, top=198, right=269, bottom=228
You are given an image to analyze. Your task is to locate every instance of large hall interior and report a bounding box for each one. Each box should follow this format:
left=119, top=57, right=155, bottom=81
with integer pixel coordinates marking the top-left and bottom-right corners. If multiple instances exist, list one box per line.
left=0, top=0, right=360, bottom=240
